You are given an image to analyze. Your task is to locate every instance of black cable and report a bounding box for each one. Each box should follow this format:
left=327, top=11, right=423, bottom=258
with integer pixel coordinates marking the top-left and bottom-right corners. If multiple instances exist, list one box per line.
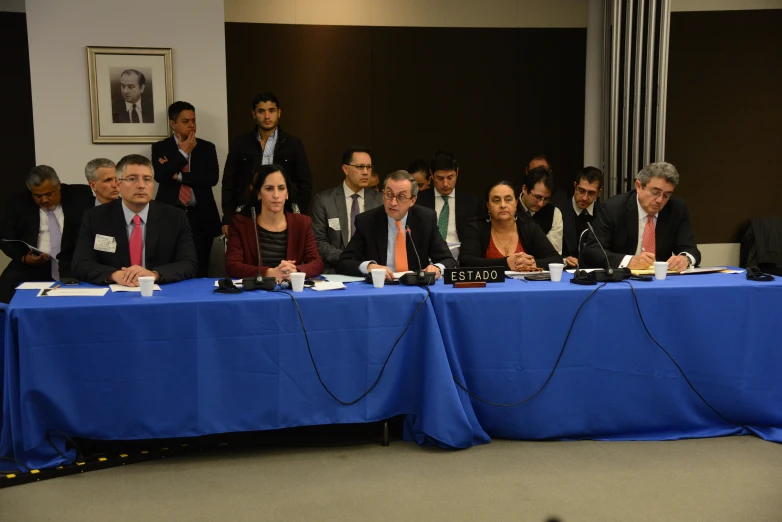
left=453, top=283, right=607, bottom=407
left=45, top=429, right=84, bottom=465
left=620, top=281, right=751, bottom=430
left=279, top=287, right=431, bottom=406
left=0, top=456, right=31, bottom=474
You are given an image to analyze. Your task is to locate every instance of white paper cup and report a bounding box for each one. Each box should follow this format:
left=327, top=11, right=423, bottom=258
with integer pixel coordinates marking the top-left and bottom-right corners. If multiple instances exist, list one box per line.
left=370, top=268, right=386, bottom=288
left=549, top=263, right=565, bottom=282
left=290, top=272, right=305, bottom=292
left=138, top=276, right=155, bottom=297
left=654, top=261, right=669, bottom=280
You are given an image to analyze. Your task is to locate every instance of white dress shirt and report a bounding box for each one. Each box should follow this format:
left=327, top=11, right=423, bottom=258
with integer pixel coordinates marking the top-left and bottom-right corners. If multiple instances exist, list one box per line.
left=125, top=100, right=145, bottom=123
left=572, top=197, right=595, bottom=217
left=434, top=187, right=460, bottom=258
left=37, top=205, right=64, bottom=255
left=519, top=198, right=563, bottom=255
left=358, top=213, right=446, bottom=275
left=343, top=181, right=365, bottom=238
left=620, top=196, right=695, bottom=268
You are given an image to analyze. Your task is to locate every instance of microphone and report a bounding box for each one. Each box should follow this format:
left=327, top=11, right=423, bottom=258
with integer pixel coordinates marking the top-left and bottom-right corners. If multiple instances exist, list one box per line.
left=400, top=226, right=435, bottom=286
left=570, top=228, right=596, bottom=286
left=586, top=222, right=614, bottom=276
left=215, top=223, right=242, bottom=294
left=242, top=207, right=276, bottom=291
left=405, top=226, right=424, bottom=276
left=586, top=222, right=627, bottom=282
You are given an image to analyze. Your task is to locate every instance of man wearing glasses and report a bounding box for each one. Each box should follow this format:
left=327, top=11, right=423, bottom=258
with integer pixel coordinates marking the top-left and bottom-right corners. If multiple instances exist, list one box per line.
left=310, top=147, right=383, bottom=272
left=519, top=167, right=564, bottom=255
left=337, top=170, right=456, bottom=279
left=72, top=154, right=198, bottom=286
left=558, top=167, right=604, bottom=267
left=582, top=162, right=700, bottom=271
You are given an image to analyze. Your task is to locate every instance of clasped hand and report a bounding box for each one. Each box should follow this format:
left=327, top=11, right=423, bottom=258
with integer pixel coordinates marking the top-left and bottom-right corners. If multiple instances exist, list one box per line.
left=110, top=266, right=158, bottom=287
left=506, top=252, right=537, bottom=272
left=267, top=260, right=297, bottom=282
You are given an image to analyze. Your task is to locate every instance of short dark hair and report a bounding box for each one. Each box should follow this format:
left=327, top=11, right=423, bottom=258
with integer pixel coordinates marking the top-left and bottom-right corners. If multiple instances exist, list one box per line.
left=247, top=163, right=292, bottom=215
left=523, top=166, right=554, bottom=193
left=120, top=69, right=146, bottom=87
left=342, top=146, right=371, bottom=166
left=529, top=154, right=552, bottom=171
left=251, top=92, right=280, bottom=110
left=575, top=166, right=604, bottom=191
left=484, top=180, right=518, bottom=202
left=168, top=101, right=195, bottom=122
left=430, top=150, right=458, bottom=173
left=406, top=159, right=430, bottom=176
left=26, top=165, right=59, bottom=189
left=116, top=154, right=153, bottom=177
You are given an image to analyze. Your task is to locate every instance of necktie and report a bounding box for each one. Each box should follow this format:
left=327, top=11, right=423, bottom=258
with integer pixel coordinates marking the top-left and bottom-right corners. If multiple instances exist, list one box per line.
left=129, top=214, right=143, bottom=266
left=394, top=220, right=408, bottom=272
left=47, top=210, right=61, bottom=280
left=581, top=209, right=589, bottom=217
left=178, top=163, right=192, bottom=205
left=526, top=209, right=533, bottom=218
left=131, top=104, right=140, bottom=123
left=642, top=214, right=656, bottom=254
left=438, top=196, right=449, bottom=240
left=350, top=193, right=359, bottom=238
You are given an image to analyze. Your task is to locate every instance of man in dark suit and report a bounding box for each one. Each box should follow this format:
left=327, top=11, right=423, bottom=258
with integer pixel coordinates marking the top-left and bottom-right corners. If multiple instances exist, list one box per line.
left=518, top=166, right=564, bottom=255
left=111, top=69, right=154, bottom=123
left=557, top=166, right=604, bottom=267
left=72, top=154, right=197, bottom=286
left=415, top=151, right=482, bottom=260
left=221, top=92, right=312, bottom=235
left=152, top=101, right=221, bottom=277
left=337, top=170, right=456, bottom=279
left=311, top=147, right=384, bottom=272
left=0, top=166, right=94, bottom=302
left=526, top=154, right=568, bottom=208
left=582, top=162, right=700, bottom=271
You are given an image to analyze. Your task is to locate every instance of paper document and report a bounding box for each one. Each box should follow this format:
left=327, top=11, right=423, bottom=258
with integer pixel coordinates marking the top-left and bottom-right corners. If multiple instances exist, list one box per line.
left=631, top=269, right=678, bottom=276
left=505, top=270, right=549, bottom=279
left=1, top=239, right=44, bottom=255
left=566, top=268, right=602, bottom=274
left=110, top=284, right=162, bottom=292
left=680, top=266, right=728, bottom=275
left=213, top=280, right=243, bottom=287
left=393, top=271, right=414, bottom=279
left=16, top=282, right=55, bottom=290
left=321, top=274, right=365, bottom=284
left=311, top=282, right=346, bottom=291
left=37, top=288, right=109, bottom=297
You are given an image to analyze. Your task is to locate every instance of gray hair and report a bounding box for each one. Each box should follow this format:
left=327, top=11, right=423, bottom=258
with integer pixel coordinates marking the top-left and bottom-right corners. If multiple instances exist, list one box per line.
left=384, top=170, right=419, bottom=197
left=26, top=165, right=60, bottom=189
left=84, top=158, right=116, bottom=182
left=636, top=162, right=680, bottom=187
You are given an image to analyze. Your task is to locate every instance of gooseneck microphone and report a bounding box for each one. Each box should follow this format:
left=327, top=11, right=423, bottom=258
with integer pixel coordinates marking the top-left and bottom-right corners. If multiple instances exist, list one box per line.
left=586, top=222, right=628, bottom=282
left=405, top=226, right=424, bottom=276
left=243, top=207, right=276, bottom=291
left=401, top=226, right=436, bottom=286
left=570, top=228, right=596, bottom=286
left=586, top=222, right=615, bottom=277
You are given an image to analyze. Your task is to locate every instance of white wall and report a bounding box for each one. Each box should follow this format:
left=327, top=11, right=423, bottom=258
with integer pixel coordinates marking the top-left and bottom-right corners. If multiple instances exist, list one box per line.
left=25, top=0, right=228, bottom=192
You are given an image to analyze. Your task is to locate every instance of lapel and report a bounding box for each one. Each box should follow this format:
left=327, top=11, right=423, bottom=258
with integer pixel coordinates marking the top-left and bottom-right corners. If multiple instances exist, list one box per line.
left=655, top=203, right=671, bottom=253
left=625, top=191, right=640, bottom=252
left=112, top=200, right=132, bottom=265
left=144, top=202, right=160, bottom=265
left=562, top=200, right=576, bottom=253
left=405, top=208, right=420, bottom=270
left=334, top=184, right=350, bottom=247
left=375, top=208, right=389, bottom=266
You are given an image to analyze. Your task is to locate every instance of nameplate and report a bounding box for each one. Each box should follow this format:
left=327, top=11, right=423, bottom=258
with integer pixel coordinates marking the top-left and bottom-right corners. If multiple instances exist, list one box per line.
left=444, top=267, right=505, bottom=284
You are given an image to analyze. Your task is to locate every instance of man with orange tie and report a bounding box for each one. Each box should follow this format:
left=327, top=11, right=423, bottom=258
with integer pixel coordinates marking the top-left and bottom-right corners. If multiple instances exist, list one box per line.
left=337, top=170, right=455, bottom=279
left=582, top=162, right=700, bottom=271
left=152, top=101, right=221, bottom=277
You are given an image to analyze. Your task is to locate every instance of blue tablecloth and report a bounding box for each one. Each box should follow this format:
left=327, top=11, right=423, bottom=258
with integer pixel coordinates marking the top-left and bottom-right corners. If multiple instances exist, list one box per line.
left=1, top=280, right=488, bottom=469
left=427, top=272, right=782, bottom=442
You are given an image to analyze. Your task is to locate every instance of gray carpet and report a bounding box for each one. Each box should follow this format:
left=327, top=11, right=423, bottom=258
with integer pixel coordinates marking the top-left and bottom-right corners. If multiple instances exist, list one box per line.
left=1, top=436, right=781, bottom=521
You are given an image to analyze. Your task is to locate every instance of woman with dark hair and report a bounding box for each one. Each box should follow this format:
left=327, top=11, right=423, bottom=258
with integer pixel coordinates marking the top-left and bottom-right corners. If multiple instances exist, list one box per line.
left=226, top=164, right=323, bottom=280
left=458, top=180, right=561, bottom=271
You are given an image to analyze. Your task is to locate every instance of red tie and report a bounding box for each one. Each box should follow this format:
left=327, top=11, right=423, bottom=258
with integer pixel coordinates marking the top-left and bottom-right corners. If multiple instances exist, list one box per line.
left=642, top=214, right=656, bottom=254
left=129, top=214, right=143, bottom=266
left=178, top=163, right=192, bottom=205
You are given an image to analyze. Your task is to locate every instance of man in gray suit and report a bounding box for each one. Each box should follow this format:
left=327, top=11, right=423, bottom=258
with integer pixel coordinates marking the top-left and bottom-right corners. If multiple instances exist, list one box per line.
left=311, top=147, right=384, bottom=272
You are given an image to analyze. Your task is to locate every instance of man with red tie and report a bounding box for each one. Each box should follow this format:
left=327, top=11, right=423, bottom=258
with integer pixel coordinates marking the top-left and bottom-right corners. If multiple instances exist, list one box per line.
left=151, top=101, right=221, bottom=277
left=337, top=170, right=455, bottom=279
left=72, top=154, right=198, bottom=286
left=582, top=162, right=700, bottom=271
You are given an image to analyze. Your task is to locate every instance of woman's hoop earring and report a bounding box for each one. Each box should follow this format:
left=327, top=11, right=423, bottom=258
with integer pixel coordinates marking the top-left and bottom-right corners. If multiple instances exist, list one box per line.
left=513, top=213, right=518, bottom=222
left=485, top=214, right=491, bottom=223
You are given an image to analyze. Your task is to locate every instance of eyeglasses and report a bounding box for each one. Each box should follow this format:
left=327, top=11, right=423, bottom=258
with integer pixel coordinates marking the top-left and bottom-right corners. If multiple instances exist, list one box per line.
left=645, top=186, right=673, bottom=200
left=575, top=187, right=599, bottom=198
left=528, top=193, right=550, bottom=203
left=349, top=164, right=373, bottom=171
left=383, top=192, right=411, bottom=203
left=119, top=176, right=154, bottom=185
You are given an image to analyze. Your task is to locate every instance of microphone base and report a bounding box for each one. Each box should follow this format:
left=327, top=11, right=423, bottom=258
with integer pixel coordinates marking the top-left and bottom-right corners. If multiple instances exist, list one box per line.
left=242, top=276, right=277, bottom=291
left=215, top=277, right=242, bottom=294
left=399, top=272, right=436, bottom=286
left=570, top=268, right=630, bottom=285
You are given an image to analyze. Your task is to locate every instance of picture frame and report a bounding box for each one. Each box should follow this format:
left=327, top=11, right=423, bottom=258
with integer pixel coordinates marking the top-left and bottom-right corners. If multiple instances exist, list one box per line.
left=87, top=46, right=174, bottom=143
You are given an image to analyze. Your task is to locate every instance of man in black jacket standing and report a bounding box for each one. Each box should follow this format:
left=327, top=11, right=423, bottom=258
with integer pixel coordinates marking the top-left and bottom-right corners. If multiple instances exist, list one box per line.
left=152, top=101, right=221, bottom=277
left=221, top=92, right=312, bottom=235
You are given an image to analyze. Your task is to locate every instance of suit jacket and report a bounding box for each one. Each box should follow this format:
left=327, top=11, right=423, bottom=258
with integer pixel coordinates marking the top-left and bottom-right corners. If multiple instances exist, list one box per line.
left=225, top=211, right=324, bottom=278
left=221, top=126, right=313, bottom=222
left=582, top=190, right=701, bottom=269
left=72, top=199, right=198, bottom=284
left=152, top=136, right=221, bottom=238
left=310, top=185, right=384, bottom=268
left=0, top=183, right=94, bottom=277
left=111, top=97, right=154, bottom=123
left=557, top=198, right=601, bottom=258
left=458, top=217, right=563, bottom=270
left=337, top=205, right=456, bottom=276
left=415, top=188, right=483, bottom=242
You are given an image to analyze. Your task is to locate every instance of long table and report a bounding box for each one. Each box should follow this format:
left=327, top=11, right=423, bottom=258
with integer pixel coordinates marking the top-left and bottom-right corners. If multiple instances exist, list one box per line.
left=1, top=281, right=488, bottom=470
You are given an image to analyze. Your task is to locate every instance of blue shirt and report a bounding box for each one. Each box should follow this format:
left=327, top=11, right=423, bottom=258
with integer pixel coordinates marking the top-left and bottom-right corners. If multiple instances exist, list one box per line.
left=258, top=127, right=278, bottom=166
left=121, top=202, right=149, bottom=268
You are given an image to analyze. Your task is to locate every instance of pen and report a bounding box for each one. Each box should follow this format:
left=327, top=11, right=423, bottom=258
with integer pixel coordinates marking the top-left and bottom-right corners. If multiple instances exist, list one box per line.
left=51, top=284, right=60, bottom=290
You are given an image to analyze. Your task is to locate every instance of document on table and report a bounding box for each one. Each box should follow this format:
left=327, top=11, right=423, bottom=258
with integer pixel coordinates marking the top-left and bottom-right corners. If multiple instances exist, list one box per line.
left=37, top=288, right=109, bottom=297
left=393, top=271, right=414, bottom=279
left=566, top=268, right=601, bottom=274
left=16, top=282, right=55, bottom=290
left=320, top=274, right=365, bottom=284
left=213, top=279, right=243, bottom=287
left=505, top=271, right=550, bottom=279
left=110, top=284, right=162, bottom=292
left=311, top=281, right=346, bottom=291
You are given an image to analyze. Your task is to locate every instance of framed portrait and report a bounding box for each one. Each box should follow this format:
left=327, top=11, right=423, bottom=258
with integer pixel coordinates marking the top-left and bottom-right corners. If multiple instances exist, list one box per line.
left=87, top=46, right=174, bottom=143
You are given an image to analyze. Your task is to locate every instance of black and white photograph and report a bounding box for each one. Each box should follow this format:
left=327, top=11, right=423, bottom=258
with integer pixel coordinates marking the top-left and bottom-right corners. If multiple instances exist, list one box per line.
left=109, top=67, right=154, bottom=124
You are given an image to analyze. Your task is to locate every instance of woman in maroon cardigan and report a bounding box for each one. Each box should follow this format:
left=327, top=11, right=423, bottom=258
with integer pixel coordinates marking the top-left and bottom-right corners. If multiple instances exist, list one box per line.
left=226, top=164, right=324, bottom=280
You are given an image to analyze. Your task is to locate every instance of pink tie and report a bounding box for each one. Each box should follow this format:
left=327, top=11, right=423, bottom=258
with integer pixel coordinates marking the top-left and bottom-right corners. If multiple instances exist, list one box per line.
left=129, top=214, right=143, bottom=266
left=642, top=214, right=656, bottom=254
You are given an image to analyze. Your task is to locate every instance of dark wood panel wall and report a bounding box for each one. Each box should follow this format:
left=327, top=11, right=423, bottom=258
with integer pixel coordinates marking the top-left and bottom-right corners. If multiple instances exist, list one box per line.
left=225, top=24, right=587, bottom=207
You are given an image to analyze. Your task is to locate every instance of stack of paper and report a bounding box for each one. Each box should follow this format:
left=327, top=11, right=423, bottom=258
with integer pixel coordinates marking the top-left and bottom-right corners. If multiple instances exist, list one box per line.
left=311, top=281, right=346, bottom=291
left=37, top=288, right=109, bottom=297
left=110, top=284, right=162, bottom=292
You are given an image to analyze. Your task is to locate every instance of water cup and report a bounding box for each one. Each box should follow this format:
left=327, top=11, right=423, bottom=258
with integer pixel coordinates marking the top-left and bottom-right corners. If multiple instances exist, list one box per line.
left=370, top=268, right=386, bottom=288
left=653, top=261, right=669, bottom=280
left=549, top=263, right=564, bottom=282
left=290, top=272, right=305, bottom=292
left=138, top=276, right=155, bottom=297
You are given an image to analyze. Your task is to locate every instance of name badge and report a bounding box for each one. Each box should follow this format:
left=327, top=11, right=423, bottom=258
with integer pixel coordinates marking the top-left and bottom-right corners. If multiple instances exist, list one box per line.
left=328, top=218, right=341, bottom=231
left=94, top=234, right=117, bottom=253
left=444, top=267, right=505, bottom=284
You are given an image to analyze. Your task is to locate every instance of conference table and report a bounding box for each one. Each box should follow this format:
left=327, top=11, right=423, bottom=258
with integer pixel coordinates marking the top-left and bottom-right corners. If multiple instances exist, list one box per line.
left=3, top=271, right=782, bottom=470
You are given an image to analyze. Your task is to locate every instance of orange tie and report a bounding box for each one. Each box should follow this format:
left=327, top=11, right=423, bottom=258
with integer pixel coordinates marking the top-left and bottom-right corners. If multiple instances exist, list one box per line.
left=394, top=220, right=408, bottom=271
